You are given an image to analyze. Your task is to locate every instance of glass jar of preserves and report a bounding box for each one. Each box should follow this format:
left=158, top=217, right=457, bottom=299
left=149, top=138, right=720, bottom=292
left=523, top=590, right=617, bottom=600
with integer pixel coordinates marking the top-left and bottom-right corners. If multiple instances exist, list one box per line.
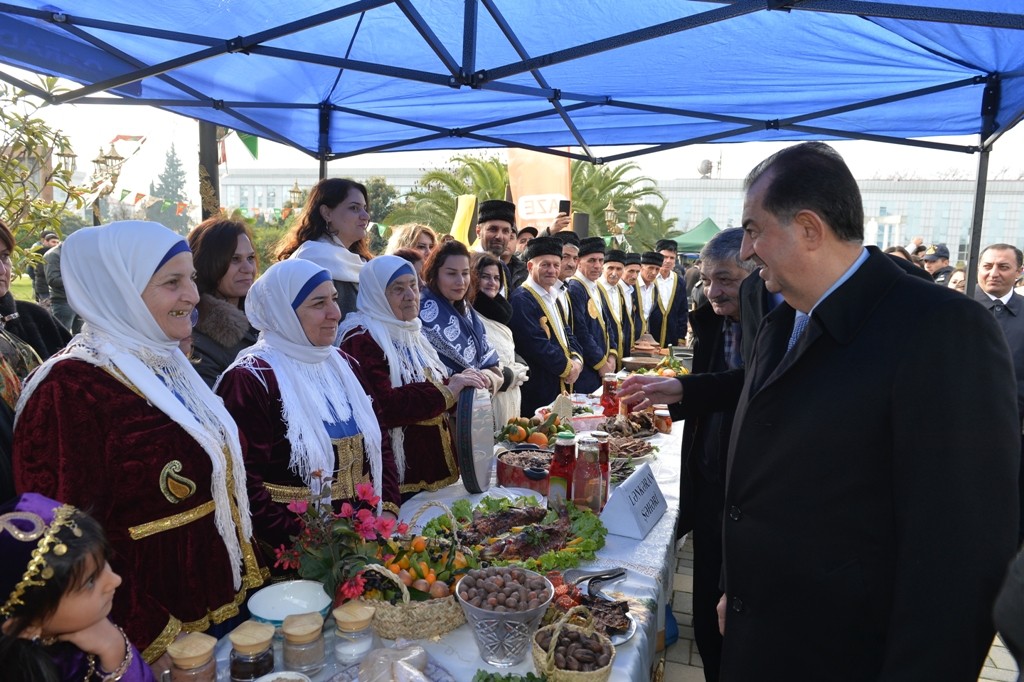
left=282, top=612, right=326, bottom=674
left=600, top=373, right=620, bottom=416
left=592, top=430, right=611, bottom=510
left=333, top=602, right=378, bottom=665
left=549, top=433, right=576, bottom=506
left=228, top=621, right=274, bottom=682
left=572, top=437, right=603, bottom=513
left=654, top=409, right=672, bottom=434
left=167, top=632, right=217, bottom=682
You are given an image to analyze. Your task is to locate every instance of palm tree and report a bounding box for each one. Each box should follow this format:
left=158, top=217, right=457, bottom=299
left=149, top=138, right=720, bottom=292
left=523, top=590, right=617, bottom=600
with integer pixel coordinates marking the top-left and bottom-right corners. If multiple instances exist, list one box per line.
left=383, top=154, right=508, bottom=232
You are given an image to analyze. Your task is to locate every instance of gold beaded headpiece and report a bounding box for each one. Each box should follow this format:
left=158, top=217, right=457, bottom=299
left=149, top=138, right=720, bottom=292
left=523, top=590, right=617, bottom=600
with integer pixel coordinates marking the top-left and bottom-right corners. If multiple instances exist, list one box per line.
left=0, top=497, right=81, bottom=619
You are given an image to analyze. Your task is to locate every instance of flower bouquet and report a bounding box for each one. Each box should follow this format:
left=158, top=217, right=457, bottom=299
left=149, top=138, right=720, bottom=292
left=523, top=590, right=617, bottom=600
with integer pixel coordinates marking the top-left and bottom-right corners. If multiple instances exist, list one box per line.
left=276, top=481, right=472, bottom=639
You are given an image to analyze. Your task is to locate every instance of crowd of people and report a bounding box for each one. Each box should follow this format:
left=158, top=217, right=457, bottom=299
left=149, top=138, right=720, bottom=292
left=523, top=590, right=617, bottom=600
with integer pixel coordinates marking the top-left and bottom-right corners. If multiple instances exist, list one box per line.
left=1, top=142, right=1023, bottom=681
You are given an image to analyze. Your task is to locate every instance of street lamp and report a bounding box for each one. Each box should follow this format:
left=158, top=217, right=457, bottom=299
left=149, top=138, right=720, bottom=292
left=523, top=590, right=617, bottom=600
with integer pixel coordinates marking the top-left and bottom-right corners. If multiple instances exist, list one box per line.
left=89, top=144, right=128, bottom=226
left=603, top=199, right=641, bottom=248
left=55, top=148, right=77, bottom=173
left=288, top=180, right=303, bottom=206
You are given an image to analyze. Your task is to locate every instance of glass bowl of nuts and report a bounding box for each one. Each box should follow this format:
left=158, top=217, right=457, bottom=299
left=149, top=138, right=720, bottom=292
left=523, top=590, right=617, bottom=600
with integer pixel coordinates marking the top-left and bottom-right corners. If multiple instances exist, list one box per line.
left=455, top=565, right=554, bottom=667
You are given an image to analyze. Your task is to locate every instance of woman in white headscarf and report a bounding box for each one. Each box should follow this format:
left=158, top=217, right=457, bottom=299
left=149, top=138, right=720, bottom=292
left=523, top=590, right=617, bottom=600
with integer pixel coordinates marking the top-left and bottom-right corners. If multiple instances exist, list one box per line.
left=340, top=256, right=489, bottom=499
left=12, top=221, right=264, bottom=664
left=216, top=259, right=398, bottom=563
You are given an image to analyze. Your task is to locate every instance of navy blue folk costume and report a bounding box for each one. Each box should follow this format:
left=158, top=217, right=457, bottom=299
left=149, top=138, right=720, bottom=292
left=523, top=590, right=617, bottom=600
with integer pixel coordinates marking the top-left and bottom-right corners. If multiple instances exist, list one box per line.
left=508, top=237, right=585, bottom=416
left=566, top=238, right=616, bottom=393
left=600, top=250, right=633, bottom=368
left=651, top=239, right=689, bottom=347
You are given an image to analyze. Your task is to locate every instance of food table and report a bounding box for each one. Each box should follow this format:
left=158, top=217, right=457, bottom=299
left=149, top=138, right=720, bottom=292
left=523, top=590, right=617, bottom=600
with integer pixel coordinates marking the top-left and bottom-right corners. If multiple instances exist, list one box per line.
left=210, top=423, right=682, bottom=681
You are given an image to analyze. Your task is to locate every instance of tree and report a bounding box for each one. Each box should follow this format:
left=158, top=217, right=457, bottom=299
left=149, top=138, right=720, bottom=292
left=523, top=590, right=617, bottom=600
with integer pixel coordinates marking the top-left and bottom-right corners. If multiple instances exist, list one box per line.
left=364, top=176, right=399, bottom=223
left=0, top=76, right=82, bottom=273
left=146, top=143, right=190, bottom=233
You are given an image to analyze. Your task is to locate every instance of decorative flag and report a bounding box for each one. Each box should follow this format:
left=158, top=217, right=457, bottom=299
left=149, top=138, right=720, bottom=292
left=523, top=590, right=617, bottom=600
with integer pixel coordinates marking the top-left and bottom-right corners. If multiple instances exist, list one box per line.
left=162, top=200, right=173, bottom=211
left=119, top=189, right=130, bottom=202
left=142, top=196, right=160, bottom=209
left=507, top=148, right=571, bottom=229
left=176, top=202, right=188, bottom=216
left=132, top=193, right=145, bottom=205
left=110, top=135, right=146, bottom=144
left=238, top=133, right=259, bottom=160
left=450, top=195, right=478, bottom=247
left=282, top=207, right=292, bottom=220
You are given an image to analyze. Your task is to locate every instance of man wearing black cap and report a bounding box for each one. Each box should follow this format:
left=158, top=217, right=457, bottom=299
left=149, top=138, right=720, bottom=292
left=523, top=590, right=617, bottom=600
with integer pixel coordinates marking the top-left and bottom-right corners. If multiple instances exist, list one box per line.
left=653, top=239, right=689, bottom=346
left=553, top=231, right=581, bottom=332
left=509, top=237, right=585, bottom=414
left=599, top=250, right=634, bottom=364
left=475, top=199, right=517, bottom=296
left=621, top=253, right=643, bottom=345
left=637, top=251, right=664, bottom=338
left=567, top=237, right=617, bottom=392
left=515, top=226, right=538, bottom=256
left=922, top=243, right=955, bottom=285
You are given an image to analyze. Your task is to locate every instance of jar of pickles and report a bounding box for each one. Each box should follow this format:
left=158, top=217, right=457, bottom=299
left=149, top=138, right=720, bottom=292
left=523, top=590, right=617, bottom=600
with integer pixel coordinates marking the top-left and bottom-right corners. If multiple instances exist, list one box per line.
left=572, top=437, right=603, bottom=513
left=600, top=373, right=619, bottom=416
left=549, top=433, right=576, bottom=506
left=592, top=431, right=611, bottom=510
left=654, top=409, right=673, bottom=434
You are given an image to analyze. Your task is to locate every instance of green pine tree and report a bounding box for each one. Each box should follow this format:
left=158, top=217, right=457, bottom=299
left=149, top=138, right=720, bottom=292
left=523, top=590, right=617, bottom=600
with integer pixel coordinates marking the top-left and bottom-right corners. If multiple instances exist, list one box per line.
left=146, top=143, right=190, bottom=233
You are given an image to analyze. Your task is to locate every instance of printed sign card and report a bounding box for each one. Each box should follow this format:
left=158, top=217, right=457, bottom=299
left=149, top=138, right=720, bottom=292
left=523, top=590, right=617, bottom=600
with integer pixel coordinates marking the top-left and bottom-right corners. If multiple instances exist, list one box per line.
left=600, top=462, right=666, bottom=539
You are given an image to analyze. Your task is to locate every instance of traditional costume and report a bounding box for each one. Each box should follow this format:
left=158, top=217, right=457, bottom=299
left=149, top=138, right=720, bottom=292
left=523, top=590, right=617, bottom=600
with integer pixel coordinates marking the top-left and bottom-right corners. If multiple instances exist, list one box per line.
left=339, top=256, right=460, bottom=497
left=0, top=493, right=155, bottom=682
left=290, top=234, right=364, bottom=320
left=217, top=260, right=397, bottom=560
left=509, top=238, right=585, bottom=416
left=474, top=200, right=516, bottom=298
left=653, top=239, right=689, bottom=346
left=13, top=222, right=264, bottom=663
left=638, top=251, right=665, bottom=340
left=599, top=250, right=633, bottom=365
left=566, top=238, right=615, bottom=393
left=419, top=288, right=500, bottom=375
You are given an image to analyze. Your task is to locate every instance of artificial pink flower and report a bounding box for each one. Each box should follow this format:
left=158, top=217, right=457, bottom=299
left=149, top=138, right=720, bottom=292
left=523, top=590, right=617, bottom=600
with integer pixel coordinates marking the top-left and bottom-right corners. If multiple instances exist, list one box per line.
left=273, top=544, right=301, bottom=571
left=374, top=515, right=396, bottom=538
left=354, top=517, right=378, bottom=541
left=286, top=499, right=309, bottom=515
left=397, top=522, right=410, bottom=535
left=337, top=502, right=355, bottom=519
left=355, top=508, right=375, bottom=524
left=355, top=481, right=381, bottom=507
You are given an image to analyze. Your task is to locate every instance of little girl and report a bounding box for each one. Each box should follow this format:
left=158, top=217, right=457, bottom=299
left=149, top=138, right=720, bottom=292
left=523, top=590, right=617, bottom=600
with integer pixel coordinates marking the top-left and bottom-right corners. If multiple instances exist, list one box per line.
left=0, top=492, right=154, bottom=682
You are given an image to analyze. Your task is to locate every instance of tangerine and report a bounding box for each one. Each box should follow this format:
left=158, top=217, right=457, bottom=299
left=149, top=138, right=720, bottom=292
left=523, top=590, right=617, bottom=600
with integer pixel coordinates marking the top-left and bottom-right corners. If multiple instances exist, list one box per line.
left=526, top=431, right=549, bottom=447
left=507, top=425, right=528, bottom=443
left=411, top=536, right=428, bottom=553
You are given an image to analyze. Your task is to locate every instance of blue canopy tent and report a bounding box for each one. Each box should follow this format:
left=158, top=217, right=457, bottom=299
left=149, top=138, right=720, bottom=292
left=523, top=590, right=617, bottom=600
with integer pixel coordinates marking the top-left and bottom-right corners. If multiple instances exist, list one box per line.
left=0, top=0, right=1022, bottom=286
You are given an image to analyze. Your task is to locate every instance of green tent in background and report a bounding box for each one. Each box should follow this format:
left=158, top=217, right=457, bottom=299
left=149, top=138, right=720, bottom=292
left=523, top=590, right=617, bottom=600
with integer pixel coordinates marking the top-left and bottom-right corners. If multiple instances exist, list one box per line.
left=673, top=217, right=721, bottom=252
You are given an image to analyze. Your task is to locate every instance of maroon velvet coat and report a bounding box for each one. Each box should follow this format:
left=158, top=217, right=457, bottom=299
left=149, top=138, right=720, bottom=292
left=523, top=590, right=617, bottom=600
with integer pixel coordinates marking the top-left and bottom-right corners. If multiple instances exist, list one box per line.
left=13, top=360, right=265, bottom=663
left=341, top=329, right=458, bottom=495
left=216, top=352, right=401, bottom=558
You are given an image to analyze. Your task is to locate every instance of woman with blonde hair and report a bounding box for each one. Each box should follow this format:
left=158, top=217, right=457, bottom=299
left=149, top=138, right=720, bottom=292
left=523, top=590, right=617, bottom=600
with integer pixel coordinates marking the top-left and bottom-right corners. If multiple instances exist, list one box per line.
left=385, top=223, right=436, bottom=260
left=276, top=178, right=371, bottom=320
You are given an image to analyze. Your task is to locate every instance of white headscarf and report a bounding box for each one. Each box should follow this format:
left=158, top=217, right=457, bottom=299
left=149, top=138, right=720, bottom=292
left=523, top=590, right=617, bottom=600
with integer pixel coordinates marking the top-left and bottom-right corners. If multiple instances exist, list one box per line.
left=338, top=256, right=449, bottom=481
left=222, top=259, right=383, bottom=508
left=290, top=234, right=364, bottom=283
left=15, top=221, right=252, bottom=589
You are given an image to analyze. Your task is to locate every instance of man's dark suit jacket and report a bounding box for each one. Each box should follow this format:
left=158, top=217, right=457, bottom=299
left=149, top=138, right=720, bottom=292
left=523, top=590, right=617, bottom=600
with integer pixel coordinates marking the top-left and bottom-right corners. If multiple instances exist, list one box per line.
left=974, top=287, right=1024, bottom=417
left=721, top=247, right=1019, bottom=681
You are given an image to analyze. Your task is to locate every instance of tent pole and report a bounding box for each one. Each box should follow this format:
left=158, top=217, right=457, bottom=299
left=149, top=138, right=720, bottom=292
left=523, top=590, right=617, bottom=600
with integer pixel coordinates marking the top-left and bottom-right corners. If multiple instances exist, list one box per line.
left=197, top=121, right=220, bottom=220
left=964, top=145, right=990, bottom=296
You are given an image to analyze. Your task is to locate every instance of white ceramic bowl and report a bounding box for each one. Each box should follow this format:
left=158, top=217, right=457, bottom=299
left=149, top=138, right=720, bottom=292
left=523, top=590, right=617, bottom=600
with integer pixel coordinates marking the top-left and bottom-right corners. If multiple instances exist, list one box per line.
left=255, top=673, right=311, bottom=682
left=247, top=579, right=331, bottom=629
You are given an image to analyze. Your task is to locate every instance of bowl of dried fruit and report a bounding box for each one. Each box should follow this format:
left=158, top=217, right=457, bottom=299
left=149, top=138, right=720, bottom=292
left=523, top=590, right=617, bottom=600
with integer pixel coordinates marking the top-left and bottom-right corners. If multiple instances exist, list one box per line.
left=455, top=565, right=554, bottom=667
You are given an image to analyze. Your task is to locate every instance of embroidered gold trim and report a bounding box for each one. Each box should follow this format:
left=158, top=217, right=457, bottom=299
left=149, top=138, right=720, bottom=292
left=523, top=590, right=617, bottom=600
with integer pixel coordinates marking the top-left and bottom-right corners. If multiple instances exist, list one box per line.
left=413, top=414, right=446, bottom=426
left=128, top=501, right=216, bottom=540
left=223, top=447, right=265, bottom=589
left=382, top=502, right=401, bottom=516
left=141, top=616, right=181, bottom=664
left=0, top=504, right=79, bottom=618
left=399, top=422, right=459, bottom=494
left=264, top=435, right=368, bottom=503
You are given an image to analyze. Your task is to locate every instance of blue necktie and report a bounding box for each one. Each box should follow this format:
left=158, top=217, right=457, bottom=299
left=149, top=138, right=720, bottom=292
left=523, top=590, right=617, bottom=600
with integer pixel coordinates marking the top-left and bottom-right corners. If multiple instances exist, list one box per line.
left=787, top=312, right=809, bottom=352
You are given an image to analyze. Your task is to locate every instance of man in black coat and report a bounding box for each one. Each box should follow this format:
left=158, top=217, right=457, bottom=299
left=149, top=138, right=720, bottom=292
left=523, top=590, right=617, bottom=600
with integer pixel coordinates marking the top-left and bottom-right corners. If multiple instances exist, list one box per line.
left=974, top=243, right=1024, bottom=542
left=709, top=142, right=1018, bottom=681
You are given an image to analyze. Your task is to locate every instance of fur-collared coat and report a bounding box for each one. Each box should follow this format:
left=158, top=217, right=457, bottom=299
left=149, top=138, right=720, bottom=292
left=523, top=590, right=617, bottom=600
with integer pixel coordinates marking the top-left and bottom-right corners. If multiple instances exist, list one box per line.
left=191, top=294, right=257, bottom=387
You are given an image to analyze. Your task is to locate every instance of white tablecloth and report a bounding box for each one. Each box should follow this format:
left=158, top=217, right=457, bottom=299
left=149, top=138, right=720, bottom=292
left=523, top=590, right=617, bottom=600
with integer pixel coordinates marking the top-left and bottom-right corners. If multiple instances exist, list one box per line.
left=212, top=424, right=683, bottom=682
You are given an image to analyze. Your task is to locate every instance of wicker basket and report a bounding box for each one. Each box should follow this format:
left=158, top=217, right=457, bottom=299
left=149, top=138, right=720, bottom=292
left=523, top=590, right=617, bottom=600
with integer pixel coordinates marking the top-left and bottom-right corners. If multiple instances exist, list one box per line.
left=359, top=502, right=468, bottom=640
left=532, top=606, right=616, bottom=682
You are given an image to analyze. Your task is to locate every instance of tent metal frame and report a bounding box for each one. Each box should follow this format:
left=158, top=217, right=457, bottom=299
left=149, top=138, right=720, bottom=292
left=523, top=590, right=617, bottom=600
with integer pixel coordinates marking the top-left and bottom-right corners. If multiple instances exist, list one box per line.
left=0, top=0, right=1019, bottom=281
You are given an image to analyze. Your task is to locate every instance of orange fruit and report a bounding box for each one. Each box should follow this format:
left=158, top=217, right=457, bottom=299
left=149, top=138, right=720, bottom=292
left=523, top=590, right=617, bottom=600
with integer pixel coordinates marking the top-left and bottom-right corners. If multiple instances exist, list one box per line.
left=411, top=536, right=427, bottom=553
left=507, top=425, right=527, bottom=443
left=660, top=368, right=677, bottom=377
left=425, top=570, right=437, bottom=585
left=526, top=431, right=549, bottom=447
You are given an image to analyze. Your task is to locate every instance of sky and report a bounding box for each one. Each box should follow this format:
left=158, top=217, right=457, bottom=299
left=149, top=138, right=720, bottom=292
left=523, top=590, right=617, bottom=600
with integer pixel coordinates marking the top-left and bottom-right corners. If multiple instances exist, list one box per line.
left=32, top=96, right=1024, bottom=212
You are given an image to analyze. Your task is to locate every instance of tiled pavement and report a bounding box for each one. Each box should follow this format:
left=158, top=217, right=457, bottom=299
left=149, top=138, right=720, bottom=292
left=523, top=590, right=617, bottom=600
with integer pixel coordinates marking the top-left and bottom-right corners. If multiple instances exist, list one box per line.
left=662, top=537, right=1019, bottom=682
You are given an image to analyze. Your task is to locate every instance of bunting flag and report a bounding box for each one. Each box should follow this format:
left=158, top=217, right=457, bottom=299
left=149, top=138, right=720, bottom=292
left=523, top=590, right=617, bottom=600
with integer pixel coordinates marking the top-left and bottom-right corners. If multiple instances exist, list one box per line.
left=132, top=193, right=145, bottom=205
left=142, top=197, right=160, bottom=209
left=175, top=202, right=188, bottom=216
left=110, top=134, right=146, bottom=144
left=238, top=133, right=259, bottom=160
left=119, top=189, right=130, bottom=202
left=282, top=207, right=292, bottom=220
left=507, top=147, right=571, bottom=229
left=450, top=195, right=478, bottom=247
